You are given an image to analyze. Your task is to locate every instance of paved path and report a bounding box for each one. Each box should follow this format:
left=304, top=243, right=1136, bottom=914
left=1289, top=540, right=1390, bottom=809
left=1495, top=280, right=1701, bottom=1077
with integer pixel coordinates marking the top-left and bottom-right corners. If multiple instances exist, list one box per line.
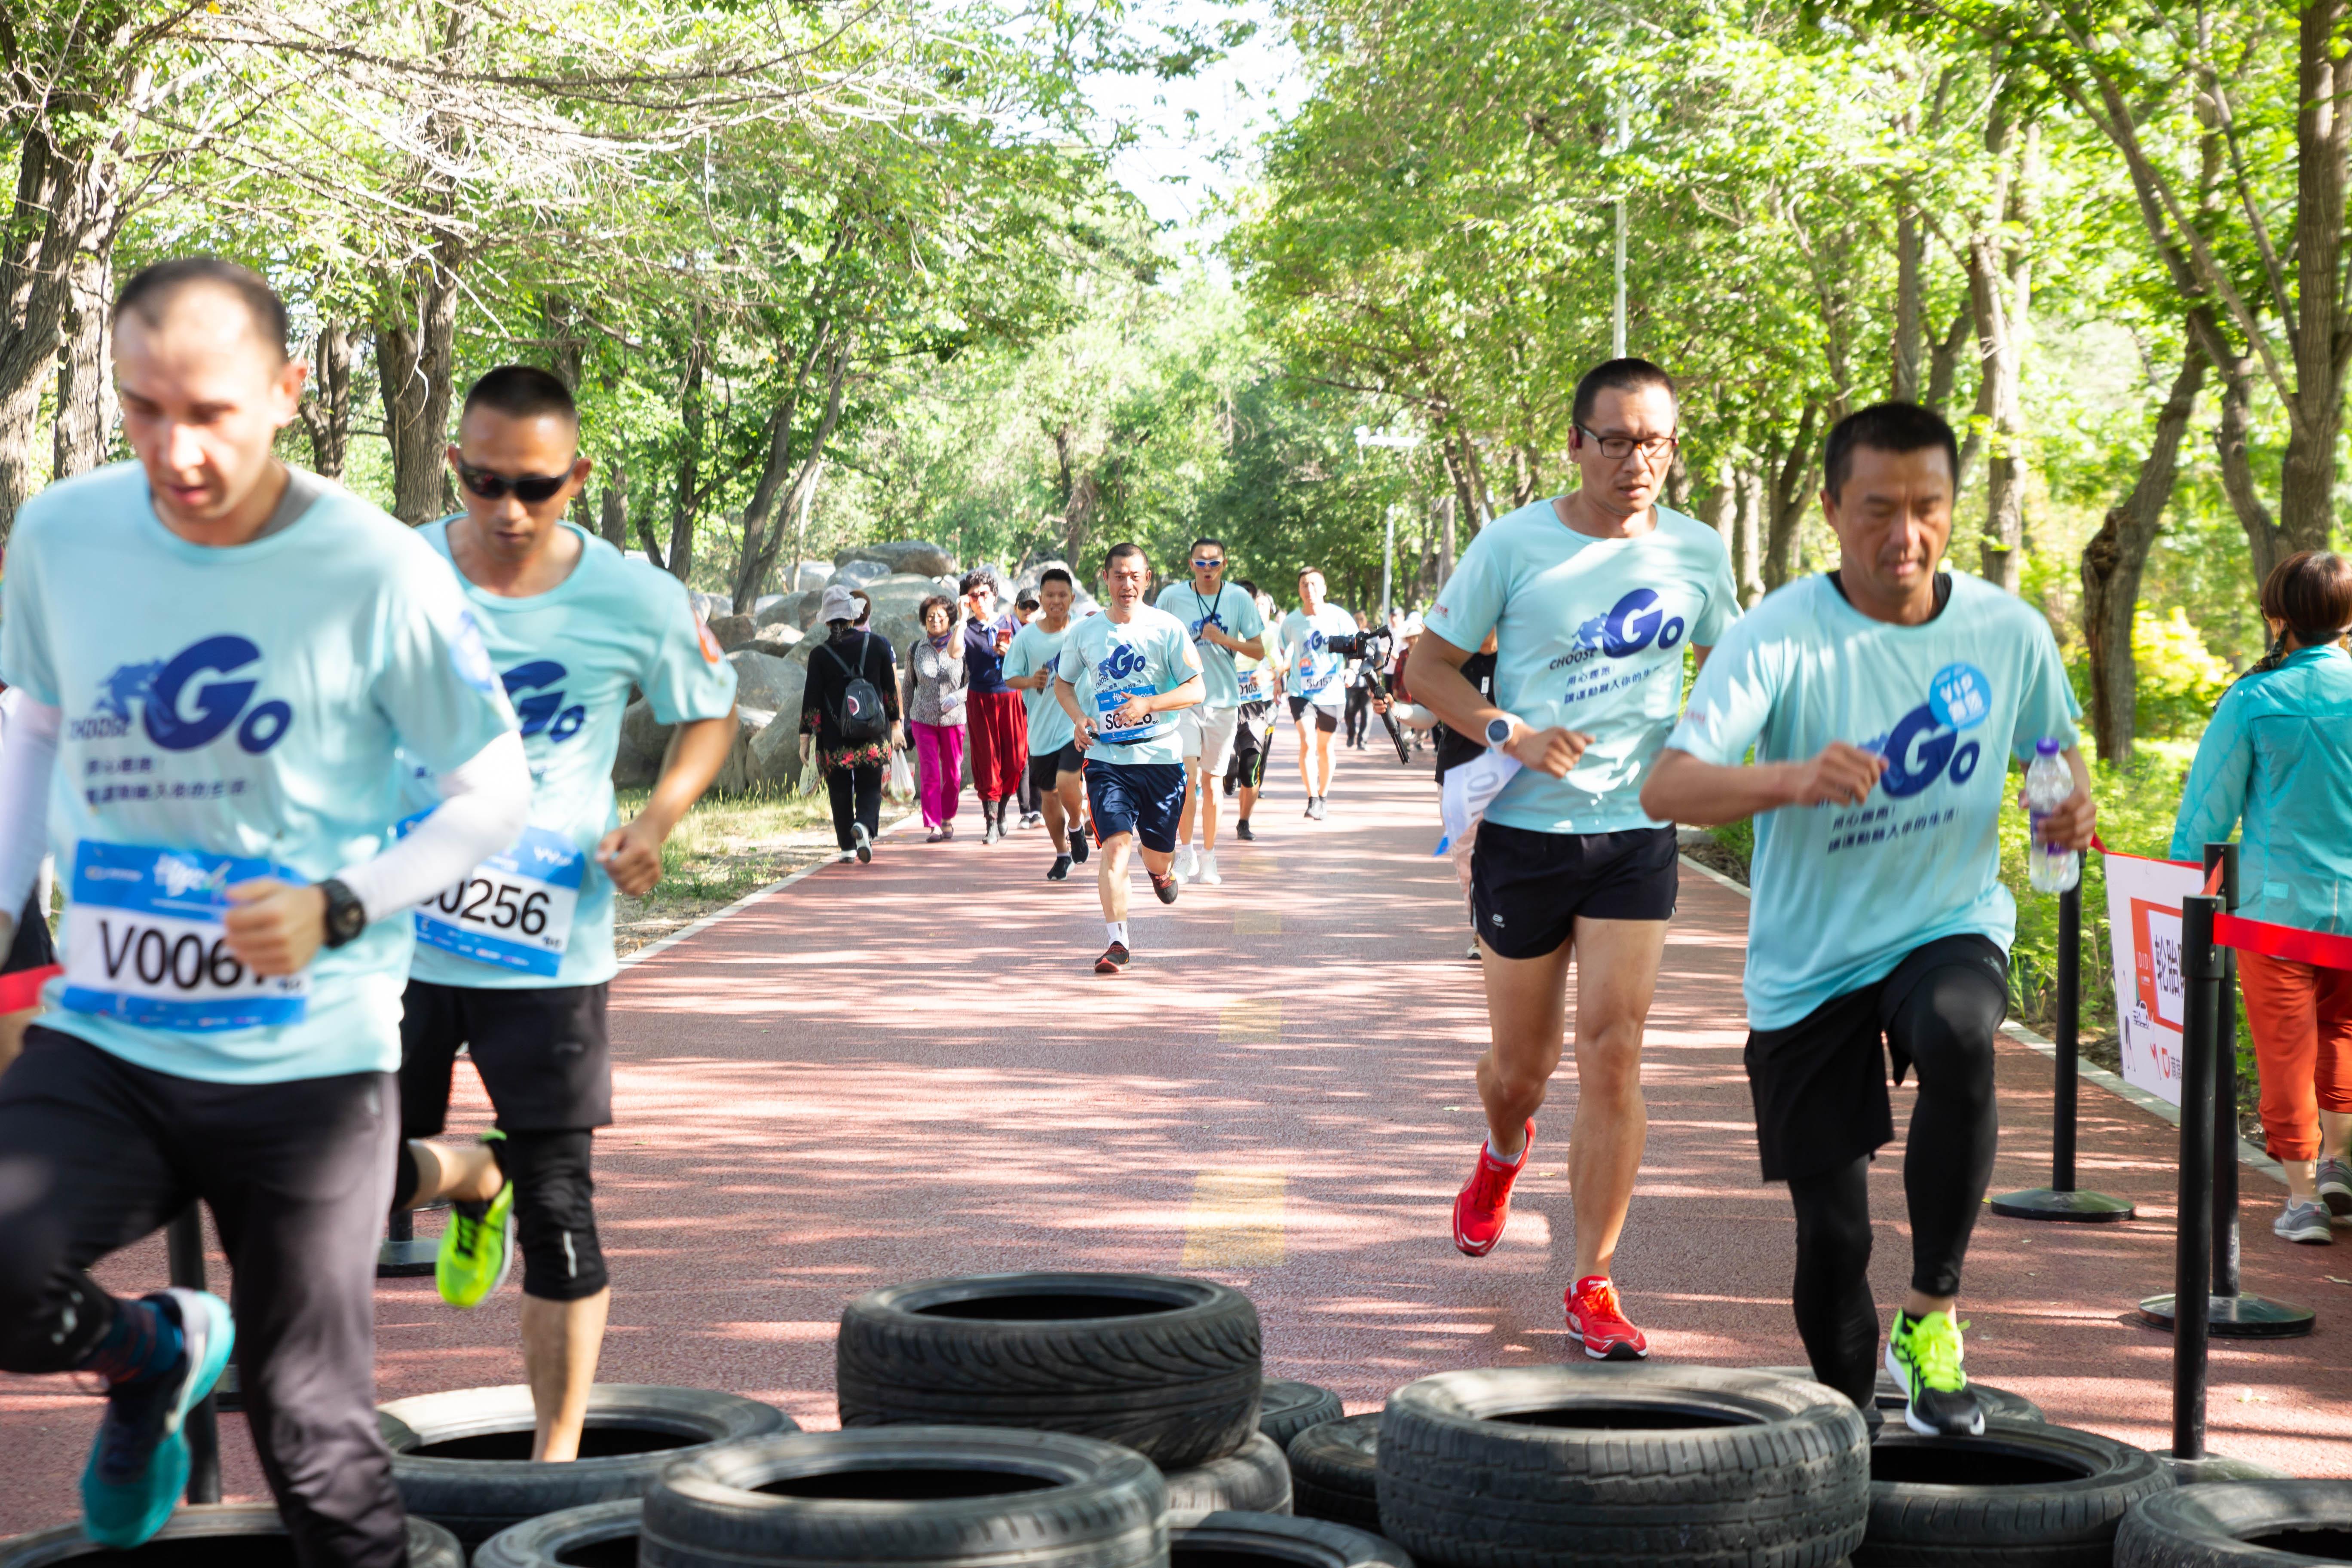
left=6, top=727, right=2352, bottom=1535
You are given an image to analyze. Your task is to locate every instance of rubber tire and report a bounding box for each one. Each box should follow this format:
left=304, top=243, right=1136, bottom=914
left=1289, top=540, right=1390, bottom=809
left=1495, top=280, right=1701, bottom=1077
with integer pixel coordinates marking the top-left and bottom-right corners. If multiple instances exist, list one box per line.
left=642, top=1426, right=1165, bottom=1568
left=1376, top=1364, right=1869, bottom=1568
left=1289, top=1415, right=1380, bottom=1532
left=475, top=1498, right=643, bottom=1568
left=380, top=1382, right=795, bottom=1544
left=1260, top=1380, right=1347, bottom=1449
left=1755, top=1367, right=2046, bottom=1426
left=1857, top=1419, right=2170, bottom=1567
left=838, top=1271, right=1262, bottom=1468
left=1174, top=1510, right=1413, bottom=1568
left=1167, top=1432, right=1294, bottom=1519
left=0, top=1503, right=463, bottom=1566
left=2116, top=1480, right=2352, bottom=1567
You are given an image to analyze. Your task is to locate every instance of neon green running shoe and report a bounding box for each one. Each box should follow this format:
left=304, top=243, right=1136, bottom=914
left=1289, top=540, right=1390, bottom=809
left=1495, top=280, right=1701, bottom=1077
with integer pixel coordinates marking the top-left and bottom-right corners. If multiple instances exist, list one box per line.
left=436, top=1176, right=514, bottom=1309
left=1885, top=1309, right=1983, bottom=1437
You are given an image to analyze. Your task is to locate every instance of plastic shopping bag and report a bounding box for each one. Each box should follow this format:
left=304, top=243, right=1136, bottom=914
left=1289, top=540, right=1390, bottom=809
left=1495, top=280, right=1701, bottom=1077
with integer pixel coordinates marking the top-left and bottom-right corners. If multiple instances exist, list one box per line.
left=886, top=748, right=916, bottom=802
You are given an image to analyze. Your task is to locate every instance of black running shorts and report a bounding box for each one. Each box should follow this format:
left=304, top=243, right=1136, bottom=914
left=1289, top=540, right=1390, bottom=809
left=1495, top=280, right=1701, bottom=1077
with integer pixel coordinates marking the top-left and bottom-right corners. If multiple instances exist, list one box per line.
left=1469, top=821, right=1678, bottom=960
left=1287, top=695, right=1339, bottom=733
left=1743, top=934, right=2009, bottom=1182
left=1026, top=742, right=1083, bottom=795
left=399, top=980, right=612, bottom=1135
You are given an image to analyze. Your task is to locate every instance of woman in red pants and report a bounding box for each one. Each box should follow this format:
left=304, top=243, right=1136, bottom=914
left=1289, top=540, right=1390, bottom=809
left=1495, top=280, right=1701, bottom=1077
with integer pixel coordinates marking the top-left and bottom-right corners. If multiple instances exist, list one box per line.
left=959, top=570, right=1028, bottom=843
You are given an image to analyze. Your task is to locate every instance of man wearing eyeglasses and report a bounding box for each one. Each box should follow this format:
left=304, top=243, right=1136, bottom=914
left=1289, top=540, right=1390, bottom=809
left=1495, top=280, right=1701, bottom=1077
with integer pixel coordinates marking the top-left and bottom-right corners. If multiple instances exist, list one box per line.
left=1155, top=538, right=1265, bottom=885
left=389, top=366, right=741, bottom=1463
left=1411, top=358, right=1738, bottom=1363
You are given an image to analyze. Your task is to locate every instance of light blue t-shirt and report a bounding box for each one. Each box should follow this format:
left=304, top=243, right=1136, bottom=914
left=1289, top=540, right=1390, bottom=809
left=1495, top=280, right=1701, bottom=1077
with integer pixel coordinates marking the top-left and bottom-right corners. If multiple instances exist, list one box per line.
left=401, top=520, right=738, bottom=989
left=1055, top=605, right=1203, bottom=769
left=1667, top=572, right=2082, bottom=1029
left=1005, top=617, right=1078, bottom=757
left=1154, top=581, right=1267, bottom=711
left=1424, top=499, right=1739, bottom=835
left=1280, top=604, right=1357, bottom=707
left=0, top=462, right=518, bottom=1084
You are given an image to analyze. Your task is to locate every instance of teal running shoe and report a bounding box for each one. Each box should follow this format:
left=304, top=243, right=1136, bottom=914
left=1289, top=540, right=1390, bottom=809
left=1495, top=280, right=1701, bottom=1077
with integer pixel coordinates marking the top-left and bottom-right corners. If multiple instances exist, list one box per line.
left=81, top=1287, right=234, bottom=1548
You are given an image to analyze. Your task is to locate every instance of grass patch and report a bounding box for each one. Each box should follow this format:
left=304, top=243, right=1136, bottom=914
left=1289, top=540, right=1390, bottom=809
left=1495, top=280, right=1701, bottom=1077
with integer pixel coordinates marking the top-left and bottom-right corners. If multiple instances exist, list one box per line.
left=609, top=785, right=850, bottom=956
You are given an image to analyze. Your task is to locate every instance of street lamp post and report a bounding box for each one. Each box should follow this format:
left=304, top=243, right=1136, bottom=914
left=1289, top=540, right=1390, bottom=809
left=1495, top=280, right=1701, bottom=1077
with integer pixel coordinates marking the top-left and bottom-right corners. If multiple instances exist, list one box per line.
left=1355, top=424, right=1423, bottom=624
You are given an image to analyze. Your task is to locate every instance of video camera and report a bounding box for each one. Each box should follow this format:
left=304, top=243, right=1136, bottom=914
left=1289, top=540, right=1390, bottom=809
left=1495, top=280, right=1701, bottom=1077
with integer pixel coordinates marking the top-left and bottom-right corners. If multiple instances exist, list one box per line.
left=1320, top=627, right=1410, bottom=766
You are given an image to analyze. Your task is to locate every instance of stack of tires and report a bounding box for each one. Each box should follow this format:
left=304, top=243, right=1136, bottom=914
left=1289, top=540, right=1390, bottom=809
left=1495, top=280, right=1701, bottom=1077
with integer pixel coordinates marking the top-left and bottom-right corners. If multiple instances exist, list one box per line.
left=833, top=1271, right=1292, bottom=1518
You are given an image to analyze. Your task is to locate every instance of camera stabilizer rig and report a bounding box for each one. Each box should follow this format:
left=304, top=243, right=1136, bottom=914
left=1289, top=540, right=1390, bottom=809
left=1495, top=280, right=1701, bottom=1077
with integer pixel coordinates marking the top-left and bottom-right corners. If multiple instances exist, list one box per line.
left=1321, top=628, right=1411, bottom=766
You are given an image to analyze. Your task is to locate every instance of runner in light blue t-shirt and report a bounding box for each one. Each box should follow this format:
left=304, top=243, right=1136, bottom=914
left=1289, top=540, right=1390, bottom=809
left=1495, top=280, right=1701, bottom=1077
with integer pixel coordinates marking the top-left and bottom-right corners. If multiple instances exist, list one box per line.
left=1054, top=545, right=1203, bottom=975
left=1155, top=538, right=1266, bottom=885
left=1407, top=360, right=1736, bottom=1369
left=1643, top=400, right=2096, bottom=1445
left=1278, top=570, right=1358, bottom=818
left=1004, top=567, right=1089, bottom=880
left=0, top=261, right=530, bottom=1561
left=387, top=367, right=741, bottom=1467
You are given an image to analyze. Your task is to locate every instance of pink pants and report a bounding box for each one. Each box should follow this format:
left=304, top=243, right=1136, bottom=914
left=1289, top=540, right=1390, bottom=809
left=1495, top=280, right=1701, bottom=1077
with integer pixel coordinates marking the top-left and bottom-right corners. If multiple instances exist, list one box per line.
left=913, top=721, right=965, bottom=829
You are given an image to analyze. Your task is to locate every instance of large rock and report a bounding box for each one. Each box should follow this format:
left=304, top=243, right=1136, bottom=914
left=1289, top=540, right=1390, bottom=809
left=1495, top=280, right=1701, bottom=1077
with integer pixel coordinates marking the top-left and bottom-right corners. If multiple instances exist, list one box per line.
left=708, top=707, right=775, bottom=795
left=707, top=614, right=759, bottom=653
left=790, top=561, right=831, bottom=591
left=749, top=709, right=812, bottom=792
left=727, top=649, right=805, bottom=720
left=619, top=699, right=674, bottom=766
left=756, top=589, right=818, bottom=631
left=690, top=591, right=730, bottom=622
left=750, top=623, right=803, bottom=656
left=611, top=705, right=662, bottom=788
left=837, top=539, right=954, bottom=577
left=832, top=558, right=891, bottom=589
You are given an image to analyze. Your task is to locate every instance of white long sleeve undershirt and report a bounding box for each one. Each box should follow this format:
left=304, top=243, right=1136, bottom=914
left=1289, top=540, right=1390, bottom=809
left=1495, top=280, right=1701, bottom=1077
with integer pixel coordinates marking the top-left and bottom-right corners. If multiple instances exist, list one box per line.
left=0, top=689, right=530, bottom=928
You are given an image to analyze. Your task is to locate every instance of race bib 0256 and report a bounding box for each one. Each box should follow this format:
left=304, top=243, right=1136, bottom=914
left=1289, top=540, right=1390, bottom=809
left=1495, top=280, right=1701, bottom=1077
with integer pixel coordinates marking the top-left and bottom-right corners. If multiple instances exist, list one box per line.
left=408, top=819, right=585, bottom=977
left=62, top=841, right=310, bottom=1031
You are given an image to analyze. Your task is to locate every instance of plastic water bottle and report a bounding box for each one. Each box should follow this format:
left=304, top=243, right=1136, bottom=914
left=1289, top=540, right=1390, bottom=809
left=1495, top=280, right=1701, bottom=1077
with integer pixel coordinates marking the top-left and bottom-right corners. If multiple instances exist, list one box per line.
left=2024, top=738, right=2079, bottom=894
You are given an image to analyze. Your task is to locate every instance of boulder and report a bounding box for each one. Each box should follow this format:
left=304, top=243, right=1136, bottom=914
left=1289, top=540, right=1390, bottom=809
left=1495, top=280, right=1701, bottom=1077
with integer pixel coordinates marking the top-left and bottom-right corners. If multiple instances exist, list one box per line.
left=749, top=709, right=813, bottom=792
left=690, top=591, right=730, bottom=623
left=612, top=700, right=670, bottom=788
left=833, top=558, right=891, bottom=589
left=790, top=561, right=831, bottom=591
left=837, top=539, right=954, bottom=578
left=708, top=707, right=775, bottom=796
left=756, top=590, right=818, bottom=631
left=706, top=613, right=758, bottom=653
left=750, top=623, right=803, bottom=656
left=727, top=649, right=805, bottom=719
left=753, top=593, right=787, bottom=616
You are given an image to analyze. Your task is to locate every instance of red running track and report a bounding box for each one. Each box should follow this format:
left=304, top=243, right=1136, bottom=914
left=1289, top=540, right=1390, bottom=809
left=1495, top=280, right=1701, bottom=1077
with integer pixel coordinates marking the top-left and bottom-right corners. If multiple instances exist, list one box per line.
left=5, top=726, right=2352, bottom=1533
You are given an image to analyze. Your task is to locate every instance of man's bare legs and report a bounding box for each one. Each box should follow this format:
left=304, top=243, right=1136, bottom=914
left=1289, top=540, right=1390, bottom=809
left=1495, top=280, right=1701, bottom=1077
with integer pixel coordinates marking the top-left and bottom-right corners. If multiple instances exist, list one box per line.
left=1096, top=831, right=1174, bottom=925
left=1176, top=758, right=1220, bottom=853
left=1295, top=714, right=1335, bottom=805
left=1475, top=917, right=1666, bottom=1281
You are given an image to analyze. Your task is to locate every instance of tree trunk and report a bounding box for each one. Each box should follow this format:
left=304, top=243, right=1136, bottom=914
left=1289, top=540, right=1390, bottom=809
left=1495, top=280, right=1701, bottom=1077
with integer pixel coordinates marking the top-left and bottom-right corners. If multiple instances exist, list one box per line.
left=1973, top=119, right=2039, bottom=592
left=599, top=466, right=629, bottom=549
left=2211, top=351, right=2293, bottom=588
left=2278, top=0, right=2351, bottom=559
left=298, top=322, right=353, bottom=481
left=1439, top=492, right=1457, bottom=583
left=1893, top=201, right=1923, bottom=401
left=667, top=307, right=707, bottom=585
left=784, top=458, right=824, bottom=599
left=732, top=337, right=851, bottom=612
left=2081, top=338, right=2206, bottom=763
left=52, top=243, right=113, bottom=479
left=1733, top=466, right=1767, bottom=606
left=1762, top=407, right=1819, bottom=591
left=1924, top=303, right=1973, bottom=413
left=375, top=241, right=463, bottom=525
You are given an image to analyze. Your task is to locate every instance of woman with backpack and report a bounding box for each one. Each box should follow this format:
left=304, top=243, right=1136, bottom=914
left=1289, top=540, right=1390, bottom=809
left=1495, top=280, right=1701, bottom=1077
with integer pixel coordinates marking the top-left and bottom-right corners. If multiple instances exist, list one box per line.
left=906, top=593, right=971, bottom=841
left=797, top=584, right=905, bottom=863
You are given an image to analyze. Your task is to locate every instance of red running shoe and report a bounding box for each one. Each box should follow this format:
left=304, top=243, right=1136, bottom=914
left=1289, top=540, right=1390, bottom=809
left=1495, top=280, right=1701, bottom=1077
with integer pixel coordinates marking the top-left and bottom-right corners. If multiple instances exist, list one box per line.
left=1452, top=1121, right=1532, bottom=1257
left=1094, top=942, right=1130, bottom=975
left=1151, top=872, right=1179, bottom=905
left=1564, top=1275, right=1649, bottom=1361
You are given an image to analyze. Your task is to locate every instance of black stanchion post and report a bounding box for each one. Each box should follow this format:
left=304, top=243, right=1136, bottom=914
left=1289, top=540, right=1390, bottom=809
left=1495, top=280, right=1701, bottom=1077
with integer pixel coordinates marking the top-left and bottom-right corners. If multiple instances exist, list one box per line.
left=2140, top=848, right=2311, bottom=1337
left=378, top=1206, right=437, bottom=1278
left=164, top=1207, right=221, bottom=1506
left=1991, top=865, right=2134, bottom=1221
left=2171, top=892, right=2219, bottom=1463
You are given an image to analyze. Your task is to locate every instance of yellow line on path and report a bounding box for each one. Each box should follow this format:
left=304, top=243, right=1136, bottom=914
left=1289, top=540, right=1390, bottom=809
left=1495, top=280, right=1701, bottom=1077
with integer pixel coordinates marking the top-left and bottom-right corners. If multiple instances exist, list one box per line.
left=1233, top=910, right=1282, bottom=935
left=1180, top=1171, right=1287, bottom=1267
left=1219, top=997, right=1281, bottom=1041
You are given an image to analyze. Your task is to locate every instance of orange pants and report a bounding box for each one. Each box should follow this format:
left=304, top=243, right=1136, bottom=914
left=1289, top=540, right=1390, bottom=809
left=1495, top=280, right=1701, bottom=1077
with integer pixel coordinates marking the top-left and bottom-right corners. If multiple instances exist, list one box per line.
left=2240, top=947, right=2352, bottom=1161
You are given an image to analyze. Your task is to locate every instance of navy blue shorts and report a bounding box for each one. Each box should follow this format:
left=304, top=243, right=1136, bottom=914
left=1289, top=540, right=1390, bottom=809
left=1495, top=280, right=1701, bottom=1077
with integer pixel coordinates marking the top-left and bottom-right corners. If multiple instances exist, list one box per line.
left=1084, top=760, right=1186, bottom=853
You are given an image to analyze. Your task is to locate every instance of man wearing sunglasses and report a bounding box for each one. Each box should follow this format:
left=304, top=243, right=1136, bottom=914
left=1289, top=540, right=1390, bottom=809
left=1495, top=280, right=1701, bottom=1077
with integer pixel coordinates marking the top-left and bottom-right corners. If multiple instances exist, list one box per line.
left=1411, top=358, right=1739, bottom=1364
left=1155, top=538, right=1265, bottom=885
left=389, top=365, right=740, bottom=1464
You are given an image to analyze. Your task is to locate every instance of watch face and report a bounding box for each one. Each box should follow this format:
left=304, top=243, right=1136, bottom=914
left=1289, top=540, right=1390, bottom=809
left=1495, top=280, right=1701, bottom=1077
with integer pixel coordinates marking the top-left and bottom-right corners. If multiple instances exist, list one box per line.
left=1486, top=717, right=1512, bottom=746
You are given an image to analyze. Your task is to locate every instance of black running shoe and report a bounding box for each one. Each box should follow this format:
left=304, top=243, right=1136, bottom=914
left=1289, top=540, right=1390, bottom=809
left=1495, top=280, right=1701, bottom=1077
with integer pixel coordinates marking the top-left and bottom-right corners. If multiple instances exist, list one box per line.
left=1047, top=854, right=1071, bottom=882
left=1235, top=820, right=1255, bottom=841
left=1070, top=825, right=1089, bottom=864
left=1151, top=871, right=1179, bottom=904
left=1094, top=941, right=1130, bottom=975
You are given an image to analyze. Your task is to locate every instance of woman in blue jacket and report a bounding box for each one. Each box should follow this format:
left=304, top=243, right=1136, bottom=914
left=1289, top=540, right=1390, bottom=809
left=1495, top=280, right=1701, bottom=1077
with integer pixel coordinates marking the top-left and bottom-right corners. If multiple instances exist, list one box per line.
left=2172, top=551, right=2352, bottom=1245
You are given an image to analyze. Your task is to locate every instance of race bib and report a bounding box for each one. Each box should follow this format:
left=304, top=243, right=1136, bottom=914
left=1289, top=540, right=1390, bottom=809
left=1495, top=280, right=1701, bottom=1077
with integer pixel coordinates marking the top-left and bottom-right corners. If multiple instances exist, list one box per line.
left=62, top=841, right=310, bottom=1031
left=1297, top=649, right=1333, bottom=692
left=410, top=821, right=585, bottom=977
left=1094, top=683, right=1162, bottom=746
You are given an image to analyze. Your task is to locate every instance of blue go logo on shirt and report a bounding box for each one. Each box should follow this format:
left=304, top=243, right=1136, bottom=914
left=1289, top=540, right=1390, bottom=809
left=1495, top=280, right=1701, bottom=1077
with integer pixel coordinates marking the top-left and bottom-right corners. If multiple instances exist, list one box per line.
left=502, top=660, right=587, bottom=742
left=1872, top=662, right=1992, bottom=799
left=1101, top=643, right=1148, bottom=682
left=89, top=636, right=293, bottom=753
left=1599, top=589, right=1685, bottom=658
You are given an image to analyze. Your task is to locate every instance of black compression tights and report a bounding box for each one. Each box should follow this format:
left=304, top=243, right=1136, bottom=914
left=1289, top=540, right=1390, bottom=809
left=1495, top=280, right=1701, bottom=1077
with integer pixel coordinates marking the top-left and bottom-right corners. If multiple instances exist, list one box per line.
left=1786, top=958, right=2004, bottom=1408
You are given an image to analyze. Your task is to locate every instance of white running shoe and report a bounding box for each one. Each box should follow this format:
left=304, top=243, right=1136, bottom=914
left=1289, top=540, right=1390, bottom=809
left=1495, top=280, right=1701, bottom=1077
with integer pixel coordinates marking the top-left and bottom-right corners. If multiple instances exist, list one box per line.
left=1196, top=851, right=1222, bottom=885
left=1172, top=845, right=1200, bottom=883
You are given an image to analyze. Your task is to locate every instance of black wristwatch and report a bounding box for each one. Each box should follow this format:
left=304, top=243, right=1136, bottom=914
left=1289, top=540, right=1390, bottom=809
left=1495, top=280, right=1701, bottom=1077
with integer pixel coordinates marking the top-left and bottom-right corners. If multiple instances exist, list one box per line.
left=1485, top=716, right=1514, bottom=748
left=318, top=878, right=368, bottom=949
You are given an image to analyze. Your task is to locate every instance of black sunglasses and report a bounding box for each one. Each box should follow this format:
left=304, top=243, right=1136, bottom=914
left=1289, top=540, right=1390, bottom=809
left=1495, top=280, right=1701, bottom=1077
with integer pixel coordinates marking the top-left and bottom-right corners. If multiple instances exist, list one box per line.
left=456, top=460, right=571, bottom=504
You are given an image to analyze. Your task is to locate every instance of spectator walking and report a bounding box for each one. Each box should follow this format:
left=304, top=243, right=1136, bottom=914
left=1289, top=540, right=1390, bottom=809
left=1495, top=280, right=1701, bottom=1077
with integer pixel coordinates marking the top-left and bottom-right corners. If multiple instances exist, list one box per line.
left=907, top=594, right=970, bottom=841
left=962, top=570, right=1027, bottom=842
left=1014, top=592, right=1046, bottom=827
left=2171, top=550, right=2352, bottom=1244
left=798, top=585, right=905, bottom=864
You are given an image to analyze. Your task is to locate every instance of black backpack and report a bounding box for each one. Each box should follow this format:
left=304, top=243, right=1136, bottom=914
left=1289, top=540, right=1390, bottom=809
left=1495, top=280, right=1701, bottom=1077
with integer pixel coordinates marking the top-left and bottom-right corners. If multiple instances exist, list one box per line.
left=818, top=635, right=890, bottom=744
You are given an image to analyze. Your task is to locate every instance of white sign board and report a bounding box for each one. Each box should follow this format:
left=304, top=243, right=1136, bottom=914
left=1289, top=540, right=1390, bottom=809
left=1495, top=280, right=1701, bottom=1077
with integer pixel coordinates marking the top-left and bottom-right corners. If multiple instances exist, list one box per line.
left=2103, top=850, right=2208, bottom=1107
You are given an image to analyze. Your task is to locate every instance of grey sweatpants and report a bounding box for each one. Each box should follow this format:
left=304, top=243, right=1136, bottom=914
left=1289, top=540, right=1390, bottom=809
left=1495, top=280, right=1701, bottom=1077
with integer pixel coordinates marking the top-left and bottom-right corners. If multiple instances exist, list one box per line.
left=0, top=1026, right=407, bottom=1568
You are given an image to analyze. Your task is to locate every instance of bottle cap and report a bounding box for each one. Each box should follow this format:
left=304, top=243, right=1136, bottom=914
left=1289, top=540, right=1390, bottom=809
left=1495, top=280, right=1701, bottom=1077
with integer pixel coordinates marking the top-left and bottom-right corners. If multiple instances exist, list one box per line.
left=2034, top=738, right=2060, bottom=756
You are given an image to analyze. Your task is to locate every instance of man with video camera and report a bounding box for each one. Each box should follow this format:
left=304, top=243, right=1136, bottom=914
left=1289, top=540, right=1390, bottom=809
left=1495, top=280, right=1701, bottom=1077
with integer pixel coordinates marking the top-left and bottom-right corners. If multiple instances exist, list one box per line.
left=1280, top=568, right=1358, bottom=818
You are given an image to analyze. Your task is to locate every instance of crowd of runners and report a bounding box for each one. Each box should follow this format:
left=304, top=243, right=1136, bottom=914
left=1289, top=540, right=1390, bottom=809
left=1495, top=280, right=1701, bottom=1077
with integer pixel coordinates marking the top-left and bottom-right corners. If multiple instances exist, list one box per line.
left=8, top=251, right=2349, bottom=1566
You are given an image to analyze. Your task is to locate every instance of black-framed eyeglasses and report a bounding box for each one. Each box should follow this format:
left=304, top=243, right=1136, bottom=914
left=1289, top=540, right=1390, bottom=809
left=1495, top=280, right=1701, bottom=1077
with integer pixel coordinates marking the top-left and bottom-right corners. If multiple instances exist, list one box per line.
left=1192, top=557, right=1225, bottom=570
left=456, top=459, right=572, bottom=503
left=1575, top=426, right=1679, bottom=464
